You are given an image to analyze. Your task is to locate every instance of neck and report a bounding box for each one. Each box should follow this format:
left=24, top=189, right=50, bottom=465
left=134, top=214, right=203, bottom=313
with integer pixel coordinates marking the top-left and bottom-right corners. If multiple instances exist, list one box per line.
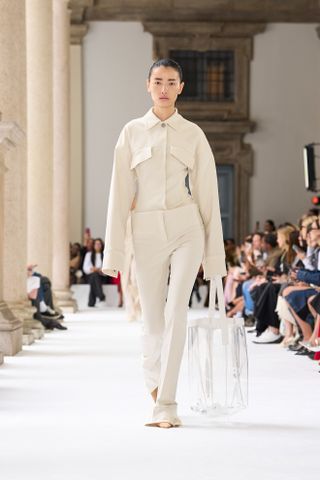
left=152, top=105, right=176, bottom=121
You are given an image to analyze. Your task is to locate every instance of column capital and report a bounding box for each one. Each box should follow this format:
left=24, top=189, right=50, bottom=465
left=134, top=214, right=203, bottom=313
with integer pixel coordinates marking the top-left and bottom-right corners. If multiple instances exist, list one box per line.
left=0, top=121, right=25, bottom=173
left=70, top=23, right=89, bottom=45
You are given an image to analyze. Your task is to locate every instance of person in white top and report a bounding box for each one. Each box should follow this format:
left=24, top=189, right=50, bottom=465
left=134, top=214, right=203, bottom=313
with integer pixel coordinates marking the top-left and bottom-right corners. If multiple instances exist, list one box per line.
left=83, top=238, right=109, bottom=307
left=102, top=58, right=226, bottom=428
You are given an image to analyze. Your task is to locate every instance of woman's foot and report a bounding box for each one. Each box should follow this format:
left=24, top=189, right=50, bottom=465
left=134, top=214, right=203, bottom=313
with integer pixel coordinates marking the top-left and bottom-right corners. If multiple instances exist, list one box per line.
left=145, top=421, right=178, bottom=428
left=280, top=336, right=295, bottom=347
left=158, top=422, right=173, bottom=428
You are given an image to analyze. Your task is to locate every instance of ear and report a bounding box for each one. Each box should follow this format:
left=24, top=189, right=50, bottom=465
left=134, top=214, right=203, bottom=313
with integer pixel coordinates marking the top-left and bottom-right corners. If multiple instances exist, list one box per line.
left=178, top=81, right=185, bottom=95
left=146, top=78, right=151, bottom=92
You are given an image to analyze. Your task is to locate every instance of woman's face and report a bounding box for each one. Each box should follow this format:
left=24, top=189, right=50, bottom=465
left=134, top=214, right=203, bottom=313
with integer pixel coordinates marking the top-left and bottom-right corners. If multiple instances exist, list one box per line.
left=94, top=240, right=102, bottom=252
left=308, top=221, right=320, bottom=246
left=277, top=232, right=285, bottom=249
left=147, top=66, right=184, bottom=110
left=252, top=234, right=262, bottom=251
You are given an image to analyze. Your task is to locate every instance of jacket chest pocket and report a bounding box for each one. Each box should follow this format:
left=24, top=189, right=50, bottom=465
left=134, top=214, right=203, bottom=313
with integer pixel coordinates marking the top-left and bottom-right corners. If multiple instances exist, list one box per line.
left=170, top=145, right=195, bottom=171
left=130, top=146, right=152, bottom=170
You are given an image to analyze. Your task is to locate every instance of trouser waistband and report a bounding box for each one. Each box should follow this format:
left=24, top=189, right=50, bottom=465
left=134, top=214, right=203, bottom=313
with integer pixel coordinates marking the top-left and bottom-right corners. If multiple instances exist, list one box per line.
left=130, top=202, right=204, bottom=242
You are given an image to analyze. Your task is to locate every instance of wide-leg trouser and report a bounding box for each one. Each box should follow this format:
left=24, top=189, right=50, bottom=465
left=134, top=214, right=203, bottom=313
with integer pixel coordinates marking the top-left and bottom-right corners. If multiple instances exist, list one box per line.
left=131, top=202, right=205, bottom=425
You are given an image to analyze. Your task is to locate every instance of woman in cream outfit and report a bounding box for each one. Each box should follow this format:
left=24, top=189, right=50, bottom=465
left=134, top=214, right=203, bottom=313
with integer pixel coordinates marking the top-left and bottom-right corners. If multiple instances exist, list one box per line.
left=102, top=59, right=226, bottom=428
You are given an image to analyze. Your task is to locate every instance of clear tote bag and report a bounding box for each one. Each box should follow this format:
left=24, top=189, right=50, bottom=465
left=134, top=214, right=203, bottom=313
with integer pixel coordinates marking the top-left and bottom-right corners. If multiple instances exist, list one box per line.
left=188, top=275, right=248, bottom=416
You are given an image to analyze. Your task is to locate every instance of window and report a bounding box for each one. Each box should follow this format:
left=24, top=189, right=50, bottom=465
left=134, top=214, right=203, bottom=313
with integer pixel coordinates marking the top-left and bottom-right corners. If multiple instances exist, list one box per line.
left=170, top=50, right=235, bottom=102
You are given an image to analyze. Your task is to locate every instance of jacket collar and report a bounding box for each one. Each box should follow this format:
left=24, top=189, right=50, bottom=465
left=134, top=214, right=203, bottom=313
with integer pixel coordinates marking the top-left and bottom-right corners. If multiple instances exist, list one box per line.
left=144, top=107, right=182, bottom=130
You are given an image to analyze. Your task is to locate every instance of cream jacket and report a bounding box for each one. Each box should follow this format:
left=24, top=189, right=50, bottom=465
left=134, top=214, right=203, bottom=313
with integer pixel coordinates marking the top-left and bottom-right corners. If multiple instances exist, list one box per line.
left=102, top=107, right=227, bottom=280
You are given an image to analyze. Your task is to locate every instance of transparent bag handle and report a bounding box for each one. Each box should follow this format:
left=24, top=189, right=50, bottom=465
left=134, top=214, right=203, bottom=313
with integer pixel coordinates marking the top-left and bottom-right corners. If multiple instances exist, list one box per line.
left=209, top=274, right=229, bottom=345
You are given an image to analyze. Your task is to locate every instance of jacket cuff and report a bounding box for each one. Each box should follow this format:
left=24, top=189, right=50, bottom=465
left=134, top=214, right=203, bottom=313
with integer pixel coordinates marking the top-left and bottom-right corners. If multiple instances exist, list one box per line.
left=202, top=255, right=227, bottom=280
left=102, top=249, right=124, bottom=278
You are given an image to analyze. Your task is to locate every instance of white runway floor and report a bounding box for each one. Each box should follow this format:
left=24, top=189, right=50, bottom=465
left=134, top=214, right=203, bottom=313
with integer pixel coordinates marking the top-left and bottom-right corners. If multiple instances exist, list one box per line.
left=0, top=307, right=319, bottom=480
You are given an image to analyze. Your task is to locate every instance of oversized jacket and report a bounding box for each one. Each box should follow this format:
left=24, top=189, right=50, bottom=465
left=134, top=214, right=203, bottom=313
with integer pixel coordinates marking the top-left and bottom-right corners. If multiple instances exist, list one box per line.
left=102, top=107, right=227, bottom=280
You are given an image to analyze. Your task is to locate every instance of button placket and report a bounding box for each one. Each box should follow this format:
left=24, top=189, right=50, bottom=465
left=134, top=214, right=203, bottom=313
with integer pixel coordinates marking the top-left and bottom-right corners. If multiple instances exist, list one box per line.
left=162, top=123, right=168, bottom=209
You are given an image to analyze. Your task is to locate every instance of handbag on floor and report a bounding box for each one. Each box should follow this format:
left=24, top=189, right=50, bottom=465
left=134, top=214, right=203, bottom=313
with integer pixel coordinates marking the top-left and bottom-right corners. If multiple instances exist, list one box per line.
left=188, top=275, right=248, bottom=416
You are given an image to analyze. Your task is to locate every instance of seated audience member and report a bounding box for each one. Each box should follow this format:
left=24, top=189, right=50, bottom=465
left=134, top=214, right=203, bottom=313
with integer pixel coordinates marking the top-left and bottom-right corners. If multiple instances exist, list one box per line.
left=246, top=232, right=265, bottom=270
left=83, top=238, right=110, bottom=307
left=281, top=219, right=320, bottom=351
left=225, top=233, right=265, bottom=320
left=251, top=225, right=298, bottom=343
left=252, top=217, right=319, bottom=345
left=70, top=242, right=82, bottom=285
left=242, top=233, right=282, bottom=326
left=262, top=233, right=283, bottom=270
left=275, top=229, right=304, bottom=347
left=80, top=228, right=94, bottom=282
left=27, top=265, right=67, bottom=330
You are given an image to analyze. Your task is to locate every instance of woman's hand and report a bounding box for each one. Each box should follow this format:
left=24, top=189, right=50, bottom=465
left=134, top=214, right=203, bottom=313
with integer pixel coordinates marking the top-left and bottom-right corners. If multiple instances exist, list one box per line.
left=295, top=250, right=306, bottom=260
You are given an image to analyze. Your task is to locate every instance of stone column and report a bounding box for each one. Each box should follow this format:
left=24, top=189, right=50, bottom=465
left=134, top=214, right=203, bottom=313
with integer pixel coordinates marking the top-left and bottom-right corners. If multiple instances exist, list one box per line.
left=0, top=0, right=29, bottom=356
left=52, top=0, right=77, bottom=312
left=70, top=23, right=88, bottom=244
left=26, top=0, right=54, bottom=278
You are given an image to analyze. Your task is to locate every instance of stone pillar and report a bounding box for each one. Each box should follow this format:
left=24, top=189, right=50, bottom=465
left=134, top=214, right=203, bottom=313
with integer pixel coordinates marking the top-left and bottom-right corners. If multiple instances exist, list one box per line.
left=52, top=0, right=77, bottom=312
left=70, top=23, right=88, bottom=244
left=0, top=0, right=29, bottom=356
left=26, top=0, right=54, bottom=278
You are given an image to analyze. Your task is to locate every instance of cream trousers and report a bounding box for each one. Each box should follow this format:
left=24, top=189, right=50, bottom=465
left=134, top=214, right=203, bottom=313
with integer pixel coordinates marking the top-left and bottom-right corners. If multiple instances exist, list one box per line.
left=131, top=202, right=205, bottom=425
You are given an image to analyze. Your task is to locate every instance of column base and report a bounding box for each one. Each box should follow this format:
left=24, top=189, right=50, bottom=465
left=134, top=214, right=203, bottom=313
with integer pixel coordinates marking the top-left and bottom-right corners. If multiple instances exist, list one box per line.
left=22, top=331, right=35, bottom=345
left=0, top=301, right=23, bottom=356
left=21, top=301, right=44, bottom=345
left=53, top=288, right=78, bottom=313
left=24, top=318, right=45, bottom=339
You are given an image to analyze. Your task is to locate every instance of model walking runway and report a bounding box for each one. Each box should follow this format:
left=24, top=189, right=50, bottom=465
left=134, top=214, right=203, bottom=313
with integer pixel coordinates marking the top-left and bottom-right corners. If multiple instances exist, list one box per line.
left=102, top=58, right=226, bottom=427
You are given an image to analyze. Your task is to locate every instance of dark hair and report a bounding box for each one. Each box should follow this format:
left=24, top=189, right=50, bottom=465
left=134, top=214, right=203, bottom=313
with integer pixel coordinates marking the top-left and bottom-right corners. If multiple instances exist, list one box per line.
left=264, top=233, right=278, bottom=249
left=91, top=238, right=104, bottom=267
left=308, top=208, right=319, bottom=216
left=265, top=219, right=276, bottom=231
left=148, top=58, right=183, bottom=81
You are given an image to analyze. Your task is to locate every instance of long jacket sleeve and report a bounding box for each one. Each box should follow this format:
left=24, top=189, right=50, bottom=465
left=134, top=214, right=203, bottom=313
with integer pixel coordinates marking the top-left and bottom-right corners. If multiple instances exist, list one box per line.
left=189, top=129, right=227, bottom=279
left=102, top=125, right=136, bottom=277
left=296, top=268, right=320, bottom=286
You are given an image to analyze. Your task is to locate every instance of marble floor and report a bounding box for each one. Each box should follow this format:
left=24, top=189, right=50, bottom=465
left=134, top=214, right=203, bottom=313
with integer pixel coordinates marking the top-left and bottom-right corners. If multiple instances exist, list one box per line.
left=0, top=306, right=319, bottom=480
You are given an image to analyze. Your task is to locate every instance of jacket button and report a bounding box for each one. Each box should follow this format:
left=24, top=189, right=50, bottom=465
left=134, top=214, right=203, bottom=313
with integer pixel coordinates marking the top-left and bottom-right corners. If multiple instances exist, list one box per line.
left=161, top=123, right=166, bottom=128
